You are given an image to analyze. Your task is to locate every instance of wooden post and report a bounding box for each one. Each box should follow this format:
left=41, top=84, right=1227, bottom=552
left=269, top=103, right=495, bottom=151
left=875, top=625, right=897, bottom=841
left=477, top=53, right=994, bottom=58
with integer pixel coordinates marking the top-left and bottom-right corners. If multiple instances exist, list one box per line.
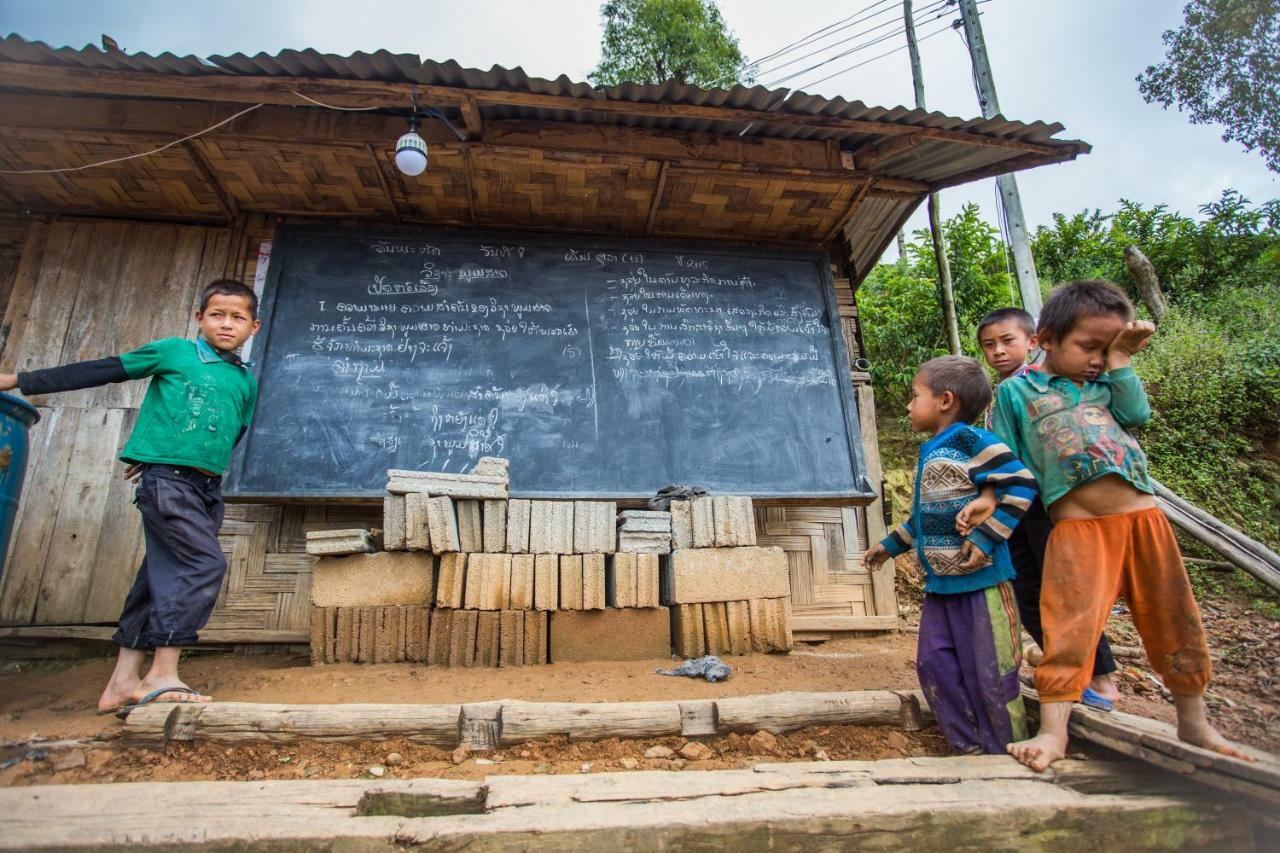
left=904, top=0, right=961, bottom=355
left=957, top=0, right=1043, bottom=318
left=1123, top=245, right=1169, bottom=321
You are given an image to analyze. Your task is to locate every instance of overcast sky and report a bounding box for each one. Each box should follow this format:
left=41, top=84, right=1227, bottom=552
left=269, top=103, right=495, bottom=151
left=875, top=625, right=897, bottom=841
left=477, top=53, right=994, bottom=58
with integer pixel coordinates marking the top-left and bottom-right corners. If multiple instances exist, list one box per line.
left=2, top=0, right=1275, bottom=247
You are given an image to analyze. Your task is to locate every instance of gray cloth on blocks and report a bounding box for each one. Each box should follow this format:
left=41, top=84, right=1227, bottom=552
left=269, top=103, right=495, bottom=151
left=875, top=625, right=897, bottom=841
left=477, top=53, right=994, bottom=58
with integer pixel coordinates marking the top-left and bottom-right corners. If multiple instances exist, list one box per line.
left=656, top=655, right=732, bottom=682
left=648, top=484, right=708, bottom=512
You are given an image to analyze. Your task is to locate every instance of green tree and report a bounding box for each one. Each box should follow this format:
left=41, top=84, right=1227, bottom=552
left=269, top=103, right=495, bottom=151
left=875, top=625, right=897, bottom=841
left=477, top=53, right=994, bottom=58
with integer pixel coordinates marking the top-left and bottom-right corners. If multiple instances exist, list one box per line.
left=1137, top=0, right=1280, bottom=172
left=588, top=0, right=752, bottom=87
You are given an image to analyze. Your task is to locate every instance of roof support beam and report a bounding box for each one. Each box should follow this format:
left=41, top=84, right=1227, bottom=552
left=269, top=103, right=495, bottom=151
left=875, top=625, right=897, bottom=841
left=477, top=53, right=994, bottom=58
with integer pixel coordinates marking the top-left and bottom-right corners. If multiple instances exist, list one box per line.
left=0, top=62, right=1073, bottom=158
left=644, top=160, right=669, bottom=235
left=460, top=96, right=483, bottom=141
left=181, top=140, right=237, bottom=223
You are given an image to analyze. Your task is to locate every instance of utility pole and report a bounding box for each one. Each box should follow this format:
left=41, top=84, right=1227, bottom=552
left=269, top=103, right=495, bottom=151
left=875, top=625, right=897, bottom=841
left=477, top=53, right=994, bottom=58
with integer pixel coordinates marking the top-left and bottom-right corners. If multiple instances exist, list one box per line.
left=904, top=0, right=961, bottom=355
left=956, top=0, right=1042, bottom=317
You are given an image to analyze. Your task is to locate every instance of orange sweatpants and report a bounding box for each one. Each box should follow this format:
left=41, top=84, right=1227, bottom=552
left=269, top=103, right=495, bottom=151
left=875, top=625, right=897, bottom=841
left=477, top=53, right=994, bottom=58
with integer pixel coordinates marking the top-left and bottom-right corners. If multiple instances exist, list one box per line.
left=1035, top=506, right=1211, bottom=703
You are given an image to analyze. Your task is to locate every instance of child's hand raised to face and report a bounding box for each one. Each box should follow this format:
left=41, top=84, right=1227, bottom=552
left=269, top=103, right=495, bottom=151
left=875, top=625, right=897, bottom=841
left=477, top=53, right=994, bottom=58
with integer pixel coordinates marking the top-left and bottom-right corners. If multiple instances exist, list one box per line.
left=1107, top=320, right=1156, bottom=369
left=956, top=487, right=997, bottom=536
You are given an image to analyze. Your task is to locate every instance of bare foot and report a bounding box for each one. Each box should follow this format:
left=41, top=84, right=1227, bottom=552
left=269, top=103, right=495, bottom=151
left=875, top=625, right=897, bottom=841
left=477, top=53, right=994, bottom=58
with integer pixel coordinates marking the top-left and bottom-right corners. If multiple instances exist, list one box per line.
left=97, top=678, right=141, bottom=712
left=1006, top=731, right=1068, bottom=772
left=130, top=679, right=213, bottom=705
left=1089, top=673, right=1120, bottom=702
left=1178, top=717, right=1256, bottom=763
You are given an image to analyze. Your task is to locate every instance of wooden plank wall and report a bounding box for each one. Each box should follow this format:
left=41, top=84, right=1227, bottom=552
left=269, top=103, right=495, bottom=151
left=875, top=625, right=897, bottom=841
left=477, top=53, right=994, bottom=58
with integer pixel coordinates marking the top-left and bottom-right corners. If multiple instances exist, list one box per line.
left=0, top=214, right=895, bottom=639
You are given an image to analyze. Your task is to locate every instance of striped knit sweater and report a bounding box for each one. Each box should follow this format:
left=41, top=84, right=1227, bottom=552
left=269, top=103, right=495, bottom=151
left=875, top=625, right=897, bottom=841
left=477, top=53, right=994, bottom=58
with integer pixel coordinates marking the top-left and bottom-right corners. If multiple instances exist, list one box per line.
left=882, top=422, right=1038, bottom=595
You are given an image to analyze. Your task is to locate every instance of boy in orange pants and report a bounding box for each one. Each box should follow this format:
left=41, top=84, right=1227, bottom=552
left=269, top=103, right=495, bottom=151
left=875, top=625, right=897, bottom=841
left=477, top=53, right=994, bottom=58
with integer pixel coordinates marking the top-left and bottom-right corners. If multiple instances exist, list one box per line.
left=990, top=279, right=1251, bottom=770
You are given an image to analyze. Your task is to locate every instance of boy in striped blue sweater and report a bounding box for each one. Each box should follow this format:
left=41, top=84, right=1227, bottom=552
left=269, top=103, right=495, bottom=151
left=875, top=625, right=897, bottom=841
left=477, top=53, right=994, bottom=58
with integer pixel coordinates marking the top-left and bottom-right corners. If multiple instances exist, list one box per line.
left=864, top=355, right=1038, bottom=754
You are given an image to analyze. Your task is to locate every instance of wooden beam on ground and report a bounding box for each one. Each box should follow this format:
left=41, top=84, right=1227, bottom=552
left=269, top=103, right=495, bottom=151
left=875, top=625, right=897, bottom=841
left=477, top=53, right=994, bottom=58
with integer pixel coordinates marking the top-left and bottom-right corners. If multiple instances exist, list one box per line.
left=180, top=140, right=237, bottom=223
left=121, top=689, right=931, bottom=748
left=0, top=757, right=1250, bottom=850
left=0, top=63, right=1073, bottom=157
left=1022, top=688, right=1280, bottom=807
left=1153, top=481, right=1280, bottom=592
left=788, top=614, right=897, bottom=633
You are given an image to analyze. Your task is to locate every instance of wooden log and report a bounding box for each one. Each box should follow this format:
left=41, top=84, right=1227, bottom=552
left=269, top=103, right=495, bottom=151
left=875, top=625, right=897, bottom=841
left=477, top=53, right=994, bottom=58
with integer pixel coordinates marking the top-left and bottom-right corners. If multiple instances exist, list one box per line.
left=500, top=700, right=683, bottom=744
left=716, top=690, right=904, bottom=733
left=1153, top=482, right=1280, bottom=592
left=194, top=703, right=461, bottom=745
left=1123, top=245, right=1168, bottom=321
left=460, top=702, right=502, bottom=750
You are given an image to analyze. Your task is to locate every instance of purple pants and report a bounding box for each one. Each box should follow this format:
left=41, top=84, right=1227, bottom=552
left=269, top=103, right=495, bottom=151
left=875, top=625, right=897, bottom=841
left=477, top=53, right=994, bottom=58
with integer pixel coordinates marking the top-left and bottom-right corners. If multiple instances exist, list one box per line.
left=917, top=582, right=1028, bottom=754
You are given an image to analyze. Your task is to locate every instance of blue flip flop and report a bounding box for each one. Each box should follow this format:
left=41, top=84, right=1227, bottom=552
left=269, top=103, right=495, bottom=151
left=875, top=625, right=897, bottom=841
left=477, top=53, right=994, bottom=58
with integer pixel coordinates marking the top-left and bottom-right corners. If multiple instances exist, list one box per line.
left=1080, top=687, right=1115, bottom=712
left=115, top=686, right=207, bottom=720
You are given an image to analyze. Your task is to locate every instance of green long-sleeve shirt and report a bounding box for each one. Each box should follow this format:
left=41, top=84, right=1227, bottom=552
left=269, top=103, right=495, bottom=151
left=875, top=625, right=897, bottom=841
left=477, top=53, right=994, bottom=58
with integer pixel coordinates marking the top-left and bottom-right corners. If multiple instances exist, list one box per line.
left=991, top=366, right=1153, bottom=508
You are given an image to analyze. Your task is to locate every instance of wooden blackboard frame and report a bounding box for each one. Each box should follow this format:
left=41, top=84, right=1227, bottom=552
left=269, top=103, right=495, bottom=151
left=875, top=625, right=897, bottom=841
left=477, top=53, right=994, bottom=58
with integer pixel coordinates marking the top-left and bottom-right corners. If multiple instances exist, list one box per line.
left=225, top=223, right=875, bottom=504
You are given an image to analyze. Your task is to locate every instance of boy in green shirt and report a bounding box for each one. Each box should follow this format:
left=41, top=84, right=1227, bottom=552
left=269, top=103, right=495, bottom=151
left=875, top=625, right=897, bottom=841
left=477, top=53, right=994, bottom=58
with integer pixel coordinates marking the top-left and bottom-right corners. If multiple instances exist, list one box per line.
left=0, top=280, right=260, bottom=715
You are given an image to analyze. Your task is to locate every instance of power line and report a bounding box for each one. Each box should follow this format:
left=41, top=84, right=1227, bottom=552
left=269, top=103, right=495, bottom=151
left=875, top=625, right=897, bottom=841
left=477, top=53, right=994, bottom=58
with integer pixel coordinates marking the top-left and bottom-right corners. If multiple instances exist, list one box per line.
left=791, top=19, right=956, bottom=92
left=751, top=0, right=949, bottom=83
left=749, top=0, right=898, bottom=69
left=763, top=2, right=957, bottom=90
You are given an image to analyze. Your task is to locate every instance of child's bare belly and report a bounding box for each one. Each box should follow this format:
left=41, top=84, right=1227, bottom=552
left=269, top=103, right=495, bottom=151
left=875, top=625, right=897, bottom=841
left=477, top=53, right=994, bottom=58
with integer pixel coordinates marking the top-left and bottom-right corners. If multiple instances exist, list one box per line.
left=1048, top=473, right=1157, bottom=522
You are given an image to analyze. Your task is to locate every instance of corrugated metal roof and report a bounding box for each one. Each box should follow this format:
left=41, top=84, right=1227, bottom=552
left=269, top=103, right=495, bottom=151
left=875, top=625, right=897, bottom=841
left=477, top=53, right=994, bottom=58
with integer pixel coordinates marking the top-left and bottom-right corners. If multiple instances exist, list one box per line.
left=0, top=34, right=1088, bottom=154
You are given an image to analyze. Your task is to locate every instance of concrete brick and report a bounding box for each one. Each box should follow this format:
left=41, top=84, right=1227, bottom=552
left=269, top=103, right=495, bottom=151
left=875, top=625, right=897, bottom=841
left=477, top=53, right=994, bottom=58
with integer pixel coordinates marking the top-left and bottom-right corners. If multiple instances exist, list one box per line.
left=470, top=456, right=510, bottom=478
left=725, top=600, right=753, bottom=655
left=617, top=531, right=672, bottom=554
left=703, top=602, right=731, bottom=655
left=636, top=554, right=660, bottom=608
left=404, top=493, right=432, bottom=551
left=713, top=496, right=756, bottom=547
left=690, top=496, right=716, bottom=548
left=405, top=605, right=431, bottom=663
left=509, top=554, right=534, bottom=610
left=506, top=499, right=531, bottom=553
left=523, top=610, right=548, bottom=665
left=436, top=553, right=467, bottom=608
left=671, top=604, right=705, bottom=658
left=305, top=530, right=378, bottom=556
left=426, top=496, right=461, bottom=554
left=608, top=553, right=636, bottom=608
left=449, top=609, right=479, bottom=667
left=456, top=500, right=484, bottom=552
left=618, top=510, right=672, bottom=533
left=311, top=552, right=435, bottom=607
left=427, top=608, right=452, bottom=665
left=550, top=607, right=672, bottom=662
left=559, top=555, right=583, bottom=610
left=748, top=597, right=792, bottom=653
left=357, top=607, right=376, bottom=663
left=476, top=611, right=501, bottom=667
left=529, top=501, right=574, bottom=554
left=482, top=500, right=507, bottom=552
left=574, top=501, right=617, bottom=553
left=309, top=606, right=330, bottom=664
left=383, top=495, right=407, bottom=551
left=385, top=469, right=508, bottom=499
left=670, top=500, right=694, bottom=550
left=499, top=610, right=524, bottom=667
left=665, top=546, right=790, bottom=604
left=533, top=554, right=559, bottom=610
left=582, top=553, right=606, bottom=610
left=374, top=605, right=400, bottom=663
left=335, top=607, right=355, bottom=662
left=464, top=553, right=511, bottom=610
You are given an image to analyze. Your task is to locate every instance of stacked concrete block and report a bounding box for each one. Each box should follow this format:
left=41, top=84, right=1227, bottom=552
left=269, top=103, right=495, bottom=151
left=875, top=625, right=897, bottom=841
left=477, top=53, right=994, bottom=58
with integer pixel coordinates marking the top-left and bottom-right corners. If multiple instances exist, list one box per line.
left=533, top=553, right=559, bottom=610
left=506, top=499, right=531, bottom=553
left=559, top=555, right=584, bottom=610
left=685, top=495, right=755, bottom=548
left=385, top=469, right=508, bottom=499
left=529, top=501, right=575, bottom=554
left=549, top=607, right=672, bottom=662
left=662, top=546, right=789, bottom=605
left=305, top=528, right=379, bottom=556
left=470, top=456, right=510, bottom=478
left=617, top=510, right=673, bottom=554
left=383, top=495, right=407, bottom=551
left=582, top=554, right=606, bottom=610
left=425, top=496, right=462, bottom=554
left=311, top=604, right=433, bottom=664
left=311, top=552, right=436, bottom=608
left=509, top=554, right=535, bottom=610
left=419, top=606, right=549, bottom=668
left=463, top=553, right=512, bottom=610
left=404, top=493, right=432, bottom=551
left=669, top=500, right=694, bottom=550
left=482, top=500, right=507, bottom=552
left=456, top=500, right=484, bottom=552
left=671, top=597, right=792, bottom=657
left=573, top=501, right=617, bottom=554
left=607, top=553, right=660, bottom=609
left=435, top=553, right=467, bottom=608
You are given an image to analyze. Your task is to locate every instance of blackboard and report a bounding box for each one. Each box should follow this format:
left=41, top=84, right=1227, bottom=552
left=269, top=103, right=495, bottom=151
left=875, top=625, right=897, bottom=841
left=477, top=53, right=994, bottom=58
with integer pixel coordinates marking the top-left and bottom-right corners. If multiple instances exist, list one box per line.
left=226, top=225, right=874, bottom=501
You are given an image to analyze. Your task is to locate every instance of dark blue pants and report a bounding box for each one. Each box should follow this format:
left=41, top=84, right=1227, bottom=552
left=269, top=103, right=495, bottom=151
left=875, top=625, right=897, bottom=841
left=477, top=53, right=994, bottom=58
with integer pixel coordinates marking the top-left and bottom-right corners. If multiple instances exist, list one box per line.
left=112, top=465, right=226, bottom=649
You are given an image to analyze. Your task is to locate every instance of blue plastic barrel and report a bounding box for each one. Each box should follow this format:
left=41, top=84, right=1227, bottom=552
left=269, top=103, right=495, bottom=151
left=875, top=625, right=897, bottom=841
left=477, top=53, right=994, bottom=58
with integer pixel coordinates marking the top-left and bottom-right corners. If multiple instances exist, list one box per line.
left=0, top=392, right=40, bottom=578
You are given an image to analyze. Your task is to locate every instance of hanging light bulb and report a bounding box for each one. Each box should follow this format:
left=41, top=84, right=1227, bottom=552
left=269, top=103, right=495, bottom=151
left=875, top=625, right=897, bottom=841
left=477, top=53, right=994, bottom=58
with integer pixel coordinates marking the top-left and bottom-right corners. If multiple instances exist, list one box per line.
left=394, top=114, right=428, bottom=177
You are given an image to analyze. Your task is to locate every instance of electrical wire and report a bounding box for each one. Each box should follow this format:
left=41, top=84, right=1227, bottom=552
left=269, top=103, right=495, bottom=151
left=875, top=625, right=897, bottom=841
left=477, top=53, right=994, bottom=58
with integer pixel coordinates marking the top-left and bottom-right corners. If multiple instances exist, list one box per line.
left=290, top=90, right=381, bottom=111
left=0, top=103, right=266, bottom=175
left=785, top=18, right=956, bottom=92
